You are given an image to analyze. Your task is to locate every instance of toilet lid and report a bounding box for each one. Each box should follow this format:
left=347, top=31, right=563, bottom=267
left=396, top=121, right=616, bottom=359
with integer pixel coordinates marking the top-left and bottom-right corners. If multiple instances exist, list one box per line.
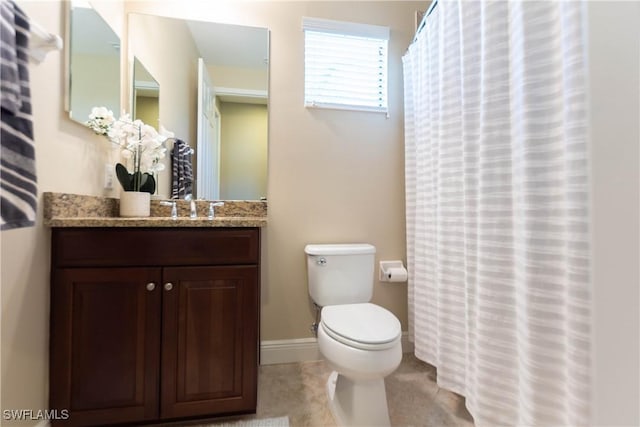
left=321, top=303, right=401, bottom=350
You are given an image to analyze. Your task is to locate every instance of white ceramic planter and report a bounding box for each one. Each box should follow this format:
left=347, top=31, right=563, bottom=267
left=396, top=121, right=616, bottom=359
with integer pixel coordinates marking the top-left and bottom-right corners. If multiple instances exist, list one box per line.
left=119, top=191, right=150, bottom=217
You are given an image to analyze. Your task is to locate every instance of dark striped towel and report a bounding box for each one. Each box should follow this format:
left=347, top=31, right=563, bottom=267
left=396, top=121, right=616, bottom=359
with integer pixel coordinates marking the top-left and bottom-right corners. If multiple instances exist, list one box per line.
left=171, top=139, right=193, bottom=199
left=1, top=0, right=36, bottom=230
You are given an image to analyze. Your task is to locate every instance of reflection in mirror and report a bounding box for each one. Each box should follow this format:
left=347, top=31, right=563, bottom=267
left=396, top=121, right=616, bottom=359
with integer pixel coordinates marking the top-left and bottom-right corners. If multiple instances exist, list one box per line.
left=132, top=58, right=159, bottom=125
left=67, top=1, right=120, bottom=124
left=128, top=14, right=268, bottom=201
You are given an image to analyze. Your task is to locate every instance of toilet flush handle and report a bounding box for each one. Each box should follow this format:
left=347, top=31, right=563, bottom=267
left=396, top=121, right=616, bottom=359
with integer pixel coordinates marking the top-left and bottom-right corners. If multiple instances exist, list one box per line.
left=317, top=257, right=327, bottom=266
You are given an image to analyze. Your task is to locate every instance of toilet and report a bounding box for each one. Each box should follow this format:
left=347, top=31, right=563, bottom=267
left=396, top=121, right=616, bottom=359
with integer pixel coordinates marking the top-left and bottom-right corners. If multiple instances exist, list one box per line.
left=305, top=243, right=402, bottom=427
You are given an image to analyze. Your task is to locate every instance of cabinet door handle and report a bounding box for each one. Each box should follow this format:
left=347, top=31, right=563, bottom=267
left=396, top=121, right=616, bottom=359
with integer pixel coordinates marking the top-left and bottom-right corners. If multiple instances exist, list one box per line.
left=146, top=282, right=156, bottom=291
left=164, top=282, right=174, bottom=291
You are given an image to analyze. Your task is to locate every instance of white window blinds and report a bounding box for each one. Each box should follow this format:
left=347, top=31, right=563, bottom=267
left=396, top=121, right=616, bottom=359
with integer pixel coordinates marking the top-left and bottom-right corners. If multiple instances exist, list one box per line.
left=303, top=17, right=390, bottom=113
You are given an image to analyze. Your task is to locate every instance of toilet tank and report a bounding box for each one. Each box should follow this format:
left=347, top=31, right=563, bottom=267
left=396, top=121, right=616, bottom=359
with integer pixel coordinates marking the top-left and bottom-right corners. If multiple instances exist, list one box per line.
left=304, top=243, right=376, bottom=307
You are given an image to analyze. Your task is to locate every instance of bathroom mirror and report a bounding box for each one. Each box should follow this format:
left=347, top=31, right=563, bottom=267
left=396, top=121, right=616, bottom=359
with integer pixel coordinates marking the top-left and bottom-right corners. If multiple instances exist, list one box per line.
left=132, top=58, right=159, bottom=125
left=128, top=13, right=269, bottom=201
left=66, top=1, right=121, bottom=125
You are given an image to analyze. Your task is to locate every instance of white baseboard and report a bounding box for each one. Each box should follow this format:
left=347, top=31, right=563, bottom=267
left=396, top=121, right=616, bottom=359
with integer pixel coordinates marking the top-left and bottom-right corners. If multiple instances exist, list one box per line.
left=260, top=332, right=414, bottom=365
left=260, top=337, right=322, bottom=365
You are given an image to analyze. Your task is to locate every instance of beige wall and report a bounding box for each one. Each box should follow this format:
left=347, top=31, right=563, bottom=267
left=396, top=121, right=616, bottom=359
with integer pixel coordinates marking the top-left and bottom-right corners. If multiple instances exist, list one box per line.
left=3, top=1, right=638, bottom=426
left=134, top=95, right=159, bottom=131
left=219, top=102, right=268, bottom=200
left=588, top=2, right=640, bottom=426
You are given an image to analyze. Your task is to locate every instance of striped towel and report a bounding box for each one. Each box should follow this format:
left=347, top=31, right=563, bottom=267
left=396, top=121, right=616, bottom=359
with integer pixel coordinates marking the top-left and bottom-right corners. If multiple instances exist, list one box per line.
left=1, top=0, right=36, bottom=231
left=171, top=139, right=193, bottom=199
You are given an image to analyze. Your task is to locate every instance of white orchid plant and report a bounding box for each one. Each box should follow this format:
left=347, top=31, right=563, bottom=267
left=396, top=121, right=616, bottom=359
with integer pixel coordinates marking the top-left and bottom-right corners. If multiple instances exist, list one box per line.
left=87, top=107, right=173, bottom=193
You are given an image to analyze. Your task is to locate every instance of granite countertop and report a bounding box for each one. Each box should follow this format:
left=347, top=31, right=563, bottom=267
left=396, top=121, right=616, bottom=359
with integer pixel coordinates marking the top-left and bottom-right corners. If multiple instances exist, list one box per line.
left=43, top=192, right=267, bottom=228
left=44, top=216, right=267, bottom=228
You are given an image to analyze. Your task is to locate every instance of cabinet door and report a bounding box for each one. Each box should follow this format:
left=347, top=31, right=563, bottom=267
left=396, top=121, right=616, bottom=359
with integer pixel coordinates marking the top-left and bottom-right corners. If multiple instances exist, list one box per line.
left=161, top=266, right=258, bottom=419
left=50, top=268, right=161, bottom=426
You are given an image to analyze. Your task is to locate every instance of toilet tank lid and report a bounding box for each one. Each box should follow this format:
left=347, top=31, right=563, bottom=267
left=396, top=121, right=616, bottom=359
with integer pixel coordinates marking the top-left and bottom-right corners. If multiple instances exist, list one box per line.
left=304, top=243, right=375, bottom=256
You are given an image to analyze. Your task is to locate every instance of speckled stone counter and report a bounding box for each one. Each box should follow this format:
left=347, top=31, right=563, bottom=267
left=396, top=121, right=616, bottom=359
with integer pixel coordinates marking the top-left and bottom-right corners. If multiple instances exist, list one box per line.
left=43, top=192, right=267, bottom=228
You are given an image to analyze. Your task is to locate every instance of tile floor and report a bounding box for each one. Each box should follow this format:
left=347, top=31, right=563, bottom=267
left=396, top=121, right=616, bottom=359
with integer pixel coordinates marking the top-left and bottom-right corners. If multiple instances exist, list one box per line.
left=202, top=354, right=475, bottom=427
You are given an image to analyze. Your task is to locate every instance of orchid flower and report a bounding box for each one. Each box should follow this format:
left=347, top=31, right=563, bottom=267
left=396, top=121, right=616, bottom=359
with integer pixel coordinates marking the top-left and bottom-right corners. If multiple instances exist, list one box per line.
left=86, top=106, right=175, bottom=193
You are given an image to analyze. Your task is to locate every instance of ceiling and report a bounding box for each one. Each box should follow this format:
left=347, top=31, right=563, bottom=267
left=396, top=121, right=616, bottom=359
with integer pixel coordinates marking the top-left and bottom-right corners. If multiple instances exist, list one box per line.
left=71, top=7, right=268, bottom=71
left=186, top=19, right=269, bottom=69
left=71, top=7, right=268, bottom=104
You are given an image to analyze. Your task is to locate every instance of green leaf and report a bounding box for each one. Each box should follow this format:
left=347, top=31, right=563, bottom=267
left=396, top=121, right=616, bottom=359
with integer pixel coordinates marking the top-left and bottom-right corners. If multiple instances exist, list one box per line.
left=140, top=174, right=156, bottom=194
left=114, top=163, right=155, bottom=193
left=115, top=163, right=133, bottom=191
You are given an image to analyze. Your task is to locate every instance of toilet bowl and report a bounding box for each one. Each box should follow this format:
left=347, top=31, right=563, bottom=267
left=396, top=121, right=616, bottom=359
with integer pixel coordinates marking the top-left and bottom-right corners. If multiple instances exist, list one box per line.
left=318, top=303, right=402, bottom=426
left=305, top=244, right=403, bottom=426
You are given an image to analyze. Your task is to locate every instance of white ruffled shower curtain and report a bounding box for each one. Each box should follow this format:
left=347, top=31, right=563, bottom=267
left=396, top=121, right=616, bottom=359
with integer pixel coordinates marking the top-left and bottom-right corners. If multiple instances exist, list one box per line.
left=403, top=1, right=591, bottom=425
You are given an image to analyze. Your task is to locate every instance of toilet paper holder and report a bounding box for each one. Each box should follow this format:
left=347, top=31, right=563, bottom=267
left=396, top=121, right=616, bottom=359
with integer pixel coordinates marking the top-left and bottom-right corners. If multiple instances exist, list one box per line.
left=379, top=260, right=408, bottom=282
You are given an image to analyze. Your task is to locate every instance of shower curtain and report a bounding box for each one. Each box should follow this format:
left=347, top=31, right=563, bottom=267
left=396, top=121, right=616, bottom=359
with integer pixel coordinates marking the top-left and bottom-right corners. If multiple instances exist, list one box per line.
left=402, top=1, right=591, bottom=425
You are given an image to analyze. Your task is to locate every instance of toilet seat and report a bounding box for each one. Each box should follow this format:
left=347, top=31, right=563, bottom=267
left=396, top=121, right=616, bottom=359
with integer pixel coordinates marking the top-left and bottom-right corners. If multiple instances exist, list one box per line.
left=321, top=303, right=401, bottom=351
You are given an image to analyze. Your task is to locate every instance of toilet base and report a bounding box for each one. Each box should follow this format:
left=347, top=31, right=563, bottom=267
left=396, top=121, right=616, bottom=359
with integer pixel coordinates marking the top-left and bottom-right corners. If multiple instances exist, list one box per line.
left=325, top=371, right=391, bottom=427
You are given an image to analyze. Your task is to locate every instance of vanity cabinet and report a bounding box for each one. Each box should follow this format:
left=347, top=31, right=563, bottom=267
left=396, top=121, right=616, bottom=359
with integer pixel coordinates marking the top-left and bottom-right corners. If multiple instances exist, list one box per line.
left=49, top=228, right=260, bottom=426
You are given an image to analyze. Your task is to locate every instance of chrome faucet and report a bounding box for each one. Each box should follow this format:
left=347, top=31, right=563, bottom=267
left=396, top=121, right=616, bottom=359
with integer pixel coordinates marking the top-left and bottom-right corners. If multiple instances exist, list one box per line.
left=159, top=200, right=178, bottom=219
left=208, top=202, right=224, bottom=219
left=185, top=194, right=197, bottom=219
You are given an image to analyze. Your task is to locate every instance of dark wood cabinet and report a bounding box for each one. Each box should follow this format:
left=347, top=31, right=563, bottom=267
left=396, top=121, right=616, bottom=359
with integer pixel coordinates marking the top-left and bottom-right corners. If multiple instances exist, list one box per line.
left=49, top=228, right=260, bottom=426
left=50, top=267, right=161, bottom=426
left=160, top=265, right=258, bottom=419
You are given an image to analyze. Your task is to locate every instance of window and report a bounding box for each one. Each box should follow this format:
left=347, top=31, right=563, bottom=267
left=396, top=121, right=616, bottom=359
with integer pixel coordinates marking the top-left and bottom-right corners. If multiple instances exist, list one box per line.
left=303, top=17, right=389, bottom=113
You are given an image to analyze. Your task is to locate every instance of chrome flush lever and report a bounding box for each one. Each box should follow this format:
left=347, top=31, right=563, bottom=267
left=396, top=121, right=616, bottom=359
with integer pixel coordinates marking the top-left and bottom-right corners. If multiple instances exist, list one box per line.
left=317, top=257, right=327, bottom=266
